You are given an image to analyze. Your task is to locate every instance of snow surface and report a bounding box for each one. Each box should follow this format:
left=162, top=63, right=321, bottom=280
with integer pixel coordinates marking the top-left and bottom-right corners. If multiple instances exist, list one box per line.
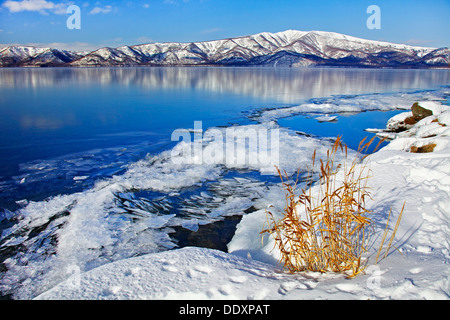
left=34, top=98, right=450, bottom=300
left=254, top=90, right=446, bottom=122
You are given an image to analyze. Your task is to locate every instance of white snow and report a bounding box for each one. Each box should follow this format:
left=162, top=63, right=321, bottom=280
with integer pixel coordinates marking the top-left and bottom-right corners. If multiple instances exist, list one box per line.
left=315, top=114, right=338, bottom=122
left=0, top=46, right=49, bottom=59
left=381, top=101, right=450, bottom=151
left=385, top=111, right=413, bottom=131
left=258, top=103, right=358, bottom=121
left=33, top=99, right=450, bottom=300
left=254, top=90, right=446, bottom=122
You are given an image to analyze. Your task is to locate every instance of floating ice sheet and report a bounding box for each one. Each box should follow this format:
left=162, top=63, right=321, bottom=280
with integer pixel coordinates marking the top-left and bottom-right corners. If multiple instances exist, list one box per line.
left=253, top=89, right=448, bottom=122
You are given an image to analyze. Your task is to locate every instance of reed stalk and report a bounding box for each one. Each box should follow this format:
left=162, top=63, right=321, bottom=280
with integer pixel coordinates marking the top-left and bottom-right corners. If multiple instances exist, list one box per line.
left=262, top=136, right=403, bottom=278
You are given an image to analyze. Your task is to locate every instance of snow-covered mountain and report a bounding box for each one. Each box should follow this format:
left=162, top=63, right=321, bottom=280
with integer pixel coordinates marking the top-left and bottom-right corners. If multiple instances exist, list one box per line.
left=1, top=30, right=449, bottom=68
left=0, top=45, right=85, bottom=67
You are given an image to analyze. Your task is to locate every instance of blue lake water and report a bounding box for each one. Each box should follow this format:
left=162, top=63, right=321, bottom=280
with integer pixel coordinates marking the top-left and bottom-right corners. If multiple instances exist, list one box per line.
left=0, top=67, right=448, bottom=210
left=0, top=67, right=449, bottom=299
left=277, top=110, right=403, bottom=152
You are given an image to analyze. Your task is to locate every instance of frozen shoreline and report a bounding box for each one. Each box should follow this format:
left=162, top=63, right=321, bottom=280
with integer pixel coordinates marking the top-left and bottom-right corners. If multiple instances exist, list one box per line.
left=35, top=97, right=450, bottom=300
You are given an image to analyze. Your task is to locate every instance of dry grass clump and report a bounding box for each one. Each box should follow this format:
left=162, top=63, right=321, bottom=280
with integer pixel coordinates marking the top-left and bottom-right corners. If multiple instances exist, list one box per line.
left=262, top=136, right=403, bottom=278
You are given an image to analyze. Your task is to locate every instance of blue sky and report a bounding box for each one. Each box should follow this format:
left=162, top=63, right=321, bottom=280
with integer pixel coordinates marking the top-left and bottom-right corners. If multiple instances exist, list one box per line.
left=0, top=0, right=449, bottom=51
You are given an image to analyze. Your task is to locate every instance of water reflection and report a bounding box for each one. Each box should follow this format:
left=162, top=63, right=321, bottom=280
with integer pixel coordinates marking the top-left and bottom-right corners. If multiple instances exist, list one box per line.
left=1, top=67, right=448, bottom=103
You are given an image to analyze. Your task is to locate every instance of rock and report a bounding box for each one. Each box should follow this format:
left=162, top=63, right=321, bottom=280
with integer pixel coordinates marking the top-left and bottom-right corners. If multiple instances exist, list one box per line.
left=386, top=111, right=416, bottom=132
left=411, top=102, right=433, bottom=121
left=410, top=143, right=436, bottom=153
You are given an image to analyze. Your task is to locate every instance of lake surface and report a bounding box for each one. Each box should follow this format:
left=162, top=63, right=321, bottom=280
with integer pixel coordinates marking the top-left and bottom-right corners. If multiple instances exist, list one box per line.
left=0, top=67, right=449, bottom=299
left=0, top=67, right=448, bottom=210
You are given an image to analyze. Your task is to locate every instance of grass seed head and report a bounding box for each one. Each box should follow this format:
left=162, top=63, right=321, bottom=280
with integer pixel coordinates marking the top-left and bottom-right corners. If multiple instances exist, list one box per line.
left=262, top=136, right=402, bottom=277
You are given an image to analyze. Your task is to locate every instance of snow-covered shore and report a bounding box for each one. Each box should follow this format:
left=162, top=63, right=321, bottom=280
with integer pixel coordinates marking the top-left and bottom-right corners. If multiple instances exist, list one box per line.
left=36, top=100, right=450, bottom=300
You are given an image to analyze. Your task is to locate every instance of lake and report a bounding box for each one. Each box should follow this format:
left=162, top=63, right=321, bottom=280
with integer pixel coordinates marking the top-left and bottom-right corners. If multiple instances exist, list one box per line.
left=0, top=67, right=448, bottom=210
left=0, top=67, right=449, bottom=299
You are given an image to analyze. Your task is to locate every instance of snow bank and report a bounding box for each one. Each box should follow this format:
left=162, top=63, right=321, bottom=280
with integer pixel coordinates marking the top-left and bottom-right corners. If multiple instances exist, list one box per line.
left=35, top=100, right=450, bottom=300
left=381, top=101, right=450, bottom=152
left=230, top=100, right=450, bottom=299
left=35, top=247, right=282, bottom=300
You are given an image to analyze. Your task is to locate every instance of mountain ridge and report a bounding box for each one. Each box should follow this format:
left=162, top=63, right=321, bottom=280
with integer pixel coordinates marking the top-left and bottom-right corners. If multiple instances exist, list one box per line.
left=1, top=30, right=449, bottom=68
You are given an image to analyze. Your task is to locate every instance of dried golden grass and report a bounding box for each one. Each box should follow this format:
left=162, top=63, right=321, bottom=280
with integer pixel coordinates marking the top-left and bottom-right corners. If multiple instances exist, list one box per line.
left=375, top=202, right=405, bottom=264
left=262, top=136, right=404, bottom=278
